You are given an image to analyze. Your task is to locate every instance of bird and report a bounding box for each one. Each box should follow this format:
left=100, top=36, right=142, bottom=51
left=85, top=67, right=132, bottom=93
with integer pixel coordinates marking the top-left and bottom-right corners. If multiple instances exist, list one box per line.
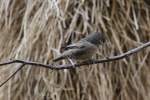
left=53, top=32, right=106, bottom=62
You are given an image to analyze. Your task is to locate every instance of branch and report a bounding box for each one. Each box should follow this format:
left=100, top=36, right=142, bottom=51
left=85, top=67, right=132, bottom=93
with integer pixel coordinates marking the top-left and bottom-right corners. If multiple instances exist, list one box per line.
left=0, top=41, right=149, bottom=70
left=0, top=42, right=149, bottom=87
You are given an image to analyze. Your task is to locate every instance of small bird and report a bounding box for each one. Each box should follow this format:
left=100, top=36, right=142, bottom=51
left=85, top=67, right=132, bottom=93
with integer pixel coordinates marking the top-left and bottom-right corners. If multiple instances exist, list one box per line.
left=53, top=32, right=106, bottom=62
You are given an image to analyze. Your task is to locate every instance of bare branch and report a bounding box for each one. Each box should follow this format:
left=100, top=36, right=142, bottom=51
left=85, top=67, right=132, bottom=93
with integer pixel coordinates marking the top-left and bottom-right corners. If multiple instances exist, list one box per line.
left=0, top=41, right=149, bottom=70
left=0, top=42, right=149, bottom=87
left=0, top=60, right=54, bottom=69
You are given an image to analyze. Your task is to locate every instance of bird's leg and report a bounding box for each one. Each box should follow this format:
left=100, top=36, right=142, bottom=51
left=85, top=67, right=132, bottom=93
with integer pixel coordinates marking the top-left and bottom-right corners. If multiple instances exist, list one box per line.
left=67, top=58, right=77, bottom=67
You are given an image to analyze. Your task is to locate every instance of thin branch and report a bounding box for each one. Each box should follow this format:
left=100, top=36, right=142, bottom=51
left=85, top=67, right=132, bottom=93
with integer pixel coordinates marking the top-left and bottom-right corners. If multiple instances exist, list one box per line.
left=0, top=42, right=149, bottom=87
left=0, top=60, right=54, bottom=69
left=0, top=41, right=149, bottom=70
left=0, top=64, right=25, bottom=87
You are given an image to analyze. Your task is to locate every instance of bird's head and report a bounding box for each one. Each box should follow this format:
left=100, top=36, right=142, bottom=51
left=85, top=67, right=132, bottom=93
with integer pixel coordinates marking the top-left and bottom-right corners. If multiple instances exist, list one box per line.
left=81, top=32, right=106, bottom=46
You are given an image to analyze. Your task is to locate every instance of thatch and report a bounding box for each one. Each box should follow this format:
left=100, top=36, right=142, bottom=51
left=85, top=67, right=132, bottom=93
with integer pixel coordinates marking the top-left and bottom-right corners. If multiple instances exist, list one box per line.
left=0, top=0, right=150, bottom=100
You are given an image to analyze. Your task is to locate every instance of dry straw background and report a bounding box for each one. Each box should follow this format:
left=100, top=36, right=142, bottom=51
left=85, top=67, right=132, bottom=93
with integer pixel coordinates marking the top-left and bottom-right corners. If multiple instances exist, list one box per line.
left=0, top=0, right=150, bottom=100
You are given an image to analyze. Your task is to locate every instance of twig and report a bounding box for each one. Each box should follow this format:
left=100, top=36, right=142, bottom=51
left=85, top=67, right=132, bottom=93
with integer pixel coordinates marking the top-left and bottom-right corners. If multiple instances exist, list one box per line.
left=0, top=41, right=149, bottom=70
left=0, top=60, right=54, bottom=69
left=0, top=42, right=149, bottom=87
left=0, top=64, right=25, bottom=87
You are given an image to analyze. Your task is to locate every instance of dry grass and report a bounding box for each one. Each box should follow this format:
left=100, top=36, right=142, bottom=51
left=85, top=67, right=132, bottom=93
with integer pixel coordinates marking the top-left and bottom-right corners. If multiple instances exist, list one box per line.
left=0, top=0, right=150, bottom=100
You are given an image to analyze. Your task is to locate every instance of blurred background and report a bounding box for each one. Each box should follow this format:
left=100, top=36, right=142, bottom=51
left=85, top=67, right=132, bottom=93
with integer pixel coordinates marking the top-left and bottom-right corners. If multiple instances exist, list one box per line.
left=0, top=0, right=150, bottom=100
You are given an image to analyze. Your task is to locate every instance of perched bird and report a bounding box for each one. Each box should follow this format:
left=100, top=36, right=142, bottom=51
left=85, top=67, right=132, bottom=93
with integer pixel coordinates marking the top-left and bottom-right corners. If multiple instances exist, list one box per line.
left=53, top=32, right=106, bottom=62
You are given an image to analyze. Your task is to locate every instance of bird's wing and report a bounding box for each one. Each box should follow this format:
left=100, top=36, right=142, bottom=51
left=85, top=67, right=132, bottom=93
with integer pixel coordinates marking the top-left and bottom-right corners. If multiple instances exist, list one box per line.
left=64, top=42, right=85, bottom=50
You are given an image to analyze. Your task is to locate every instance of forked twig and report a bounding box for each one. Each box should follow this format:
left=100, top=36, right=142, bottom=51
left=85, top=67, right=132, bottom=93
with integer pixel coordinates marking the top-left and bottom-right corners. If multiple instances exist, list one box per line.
left=0, top=41, right=149, bottom=87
